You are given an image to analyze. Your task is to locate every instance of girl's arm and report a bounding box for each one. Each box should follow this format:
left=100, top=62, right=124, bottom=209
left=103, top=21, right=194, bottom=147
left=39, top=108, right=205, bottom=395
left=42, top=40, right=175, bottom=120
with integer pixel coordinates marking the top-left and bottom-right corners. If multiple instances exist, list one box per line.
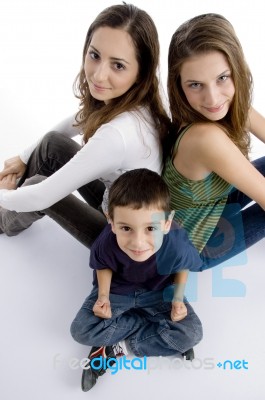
left=248, top=106, right=265, bottom=143
left=0, top=125, right=124, bottom=211
left=20, top=114, right=81, bottom=164
left=194, top=124, right=265, bottom=210
left=0, top=156, right=26, bottom=180
left=0, top=115, right=80, bottom=180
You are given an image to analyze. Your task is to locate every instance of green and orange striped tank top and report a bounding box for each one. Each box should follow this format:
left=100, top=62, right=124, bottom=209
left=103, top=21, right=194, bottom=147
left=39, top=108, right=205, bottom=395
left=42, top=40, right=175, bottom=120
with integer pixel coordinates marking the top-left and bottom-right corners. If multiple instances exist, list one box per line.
left=162, top=125, right=233, bottom=252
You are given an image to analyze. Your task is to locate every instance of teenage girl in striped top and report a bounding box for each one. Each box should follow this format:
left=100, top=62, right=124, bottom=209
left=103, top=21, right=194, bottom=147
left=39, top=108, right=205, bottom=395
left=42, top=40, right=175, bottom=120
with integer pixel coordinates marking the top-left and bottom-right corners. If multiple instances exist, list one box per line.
left=163, top=13, right=265, bottom=269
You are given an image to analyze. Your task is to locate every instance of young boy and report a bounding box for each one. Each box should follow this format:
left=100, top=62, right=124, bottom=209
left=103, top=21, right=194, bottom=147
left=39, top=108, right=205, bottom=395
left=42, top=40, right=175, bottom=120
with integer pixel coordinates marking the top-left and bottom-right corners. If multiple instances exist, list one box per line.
left=70, top=169, right=203, bottom=391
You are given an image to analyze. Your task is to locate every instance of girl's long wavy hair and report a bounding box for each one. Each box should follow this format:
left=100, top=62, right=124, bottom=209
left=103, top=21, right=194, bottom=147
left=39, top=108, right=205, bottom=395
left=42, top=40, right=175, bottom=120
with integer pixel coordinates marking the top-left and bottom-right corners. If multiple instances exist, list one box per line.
left=167, top=13, right=253, bottom=158
left=73, top=3, right=170, bottom=144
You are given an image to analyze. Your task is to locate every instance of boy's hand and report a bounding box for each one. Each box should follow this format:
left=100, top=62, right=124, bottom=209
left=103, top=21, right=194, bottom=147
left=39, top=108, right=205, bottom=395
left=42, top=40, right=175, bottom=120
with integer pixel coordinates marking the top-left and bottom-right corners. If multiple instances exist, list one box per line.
left=171, top=301, right=187, bottom=322
left=93, top=295, right=112, bottom=319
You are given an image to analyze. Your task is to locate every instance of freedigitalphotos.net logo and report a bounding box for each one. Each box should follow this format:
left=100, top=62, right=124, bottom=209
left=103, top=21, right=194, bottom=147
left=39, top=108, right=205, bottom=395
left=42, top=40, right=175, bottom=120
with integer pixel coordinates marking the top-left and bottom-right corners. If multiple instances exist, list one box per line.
left=216, top=359, right=248, bottom=370
left=53, top=353, right=147, bottom=375
left=52, top=354, right=249, bottom=374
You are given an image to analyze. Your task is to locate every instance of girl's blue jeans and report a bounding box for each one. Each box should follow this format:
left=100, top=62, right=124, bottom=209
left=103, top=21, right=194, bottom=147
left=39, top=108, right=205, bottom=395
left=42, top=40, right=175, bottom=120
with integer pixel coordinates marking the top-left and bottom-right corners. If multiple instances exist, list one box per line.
left=201, top=156, right=265, bottom=270
left=70, top=286, right=203, bottom=357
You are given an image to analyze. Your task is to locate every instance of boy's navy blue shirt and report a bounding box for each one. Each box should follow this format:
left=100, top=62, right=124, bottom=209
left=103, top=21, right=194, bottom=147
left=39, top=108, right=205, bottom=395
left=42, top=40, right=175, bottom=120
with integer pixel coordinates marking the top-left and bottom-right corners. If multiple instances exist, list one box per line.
left=90, top=221, right=202, bottom=295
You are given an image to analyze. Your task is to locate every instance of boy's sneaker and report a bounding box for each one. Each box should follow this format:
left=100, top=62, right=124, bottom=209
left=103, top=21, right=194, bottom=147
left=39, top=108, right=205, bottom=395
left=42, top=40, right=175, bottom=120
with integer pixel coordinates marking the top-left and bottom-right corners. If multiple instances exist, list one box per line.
left=81, top=342, right=127, bottom=392
left=112, top=340, right=128, bottom=357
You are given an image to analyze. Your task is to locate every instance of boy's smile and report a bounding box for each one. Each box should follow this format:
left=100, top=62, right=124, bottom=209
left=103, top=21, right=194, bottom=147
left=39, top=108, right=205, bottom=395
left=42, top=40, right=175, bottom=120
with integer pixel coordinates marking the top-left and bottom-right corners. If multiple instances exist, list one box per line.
left=110, top=206, right=172, bottom=262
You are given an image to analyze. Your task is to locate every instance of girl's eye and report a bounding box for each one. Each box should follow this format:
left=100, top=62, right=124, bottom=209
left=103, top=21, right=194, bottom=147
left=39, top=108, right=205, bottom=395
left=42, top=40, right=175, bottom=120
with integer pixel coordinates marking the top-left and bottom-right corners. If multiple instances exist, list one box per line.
left=114, top=62, right=125, bottom=71
left=189, top=82, right=201, bottom=89
left=218, top=74, right=230, bottom=82
left=89, top=51, right=100, bottom=60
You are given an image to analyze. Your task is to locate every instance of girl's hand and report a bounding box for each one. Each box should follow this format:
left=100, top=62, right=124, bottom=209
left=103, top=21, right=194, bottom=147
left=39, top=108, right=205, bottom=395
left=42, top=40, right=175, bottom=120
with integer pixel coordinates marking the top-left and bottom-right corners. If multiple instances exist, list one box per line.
left=93, top=295, right=112, bottom=319
left=0, top=174, right=17, bottom=190
left=171, top=301, right=187, bottom=321
left=0, top=156, right=26, bottom=180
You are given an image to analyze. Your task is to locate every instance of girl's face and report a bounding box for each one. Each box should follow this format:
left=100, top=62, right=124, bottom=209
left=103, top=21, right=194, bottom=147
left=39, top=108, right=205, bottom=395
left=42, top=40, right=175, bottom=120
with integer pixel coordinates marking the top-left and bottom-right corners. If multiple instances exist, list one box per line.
left=180, top=51, right=235, bottom=121
left=84, top=27, right=139, bottom=104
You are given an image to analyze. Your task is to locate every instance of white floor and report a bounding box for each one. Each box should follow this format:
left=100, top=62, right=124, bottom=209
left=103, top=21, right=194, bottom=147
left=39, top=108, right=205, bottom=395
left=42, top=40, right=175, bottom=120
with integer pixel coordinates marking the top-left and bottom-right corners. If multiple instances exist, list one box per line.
left=0, top=216, right=264, bottom=400
left=1, top=1, right=265, bottom=397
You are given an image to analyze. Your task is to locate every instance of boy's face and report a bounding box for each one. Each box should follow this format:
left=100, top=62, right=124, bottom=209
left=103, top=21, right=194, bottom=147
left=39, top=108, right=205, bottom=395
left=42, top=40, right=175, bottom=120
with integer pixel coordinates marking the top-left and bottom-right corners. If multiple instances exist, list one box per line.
left=110, top=206, right=173, bottom=262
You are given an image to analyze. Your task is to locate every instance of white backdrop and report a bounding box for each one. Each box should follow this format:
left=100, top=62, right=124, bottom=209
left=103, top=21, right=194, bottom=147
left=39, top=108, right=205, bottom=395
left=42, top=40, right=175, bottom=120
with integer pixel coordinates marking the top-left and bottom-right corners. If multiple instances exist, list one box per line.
left=0, top=1, right=265, bottom=399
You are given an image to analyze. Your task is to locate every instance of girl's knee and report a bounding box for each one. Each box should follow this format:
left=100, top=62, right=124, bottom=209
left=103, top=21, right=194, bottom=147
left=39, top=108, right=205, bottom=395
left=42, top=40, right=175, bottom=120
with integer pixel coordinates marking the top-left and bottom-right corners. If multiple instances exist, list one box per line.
left=43, top=131, right=80, bottom=154
left=42, top=131, right=60, bottom=146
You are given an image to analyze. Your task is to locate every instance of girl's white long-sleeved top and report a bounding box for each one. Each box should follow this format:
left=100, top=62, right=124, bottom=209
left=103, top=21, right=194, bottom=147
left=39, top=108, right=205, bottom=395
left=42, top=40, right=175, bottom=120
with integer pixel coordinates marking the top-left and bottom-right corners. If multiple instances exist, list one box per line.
left=0, top=109, right=162, bottom=212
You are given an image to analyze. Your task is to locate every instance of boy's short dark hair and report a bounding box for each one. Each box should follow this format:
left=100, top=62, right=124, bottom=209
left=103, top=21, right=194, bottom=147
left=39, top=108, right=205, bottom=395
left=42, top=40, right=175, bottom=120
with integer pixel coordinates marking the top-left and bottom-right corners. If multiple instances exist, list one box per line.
left=108, top=168, right=171, bottom=220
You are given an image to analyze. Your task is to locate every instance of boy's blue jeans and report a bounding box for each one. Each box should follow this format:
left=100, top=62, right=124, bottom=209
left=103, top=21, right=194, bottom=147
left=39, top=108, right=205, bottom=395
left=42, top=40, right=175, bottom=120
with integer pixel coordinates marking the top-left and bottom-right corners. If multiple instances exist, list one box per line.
left=70, top=286, right=203, bottom=357
left=200, top=156, right=265, bottom=270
